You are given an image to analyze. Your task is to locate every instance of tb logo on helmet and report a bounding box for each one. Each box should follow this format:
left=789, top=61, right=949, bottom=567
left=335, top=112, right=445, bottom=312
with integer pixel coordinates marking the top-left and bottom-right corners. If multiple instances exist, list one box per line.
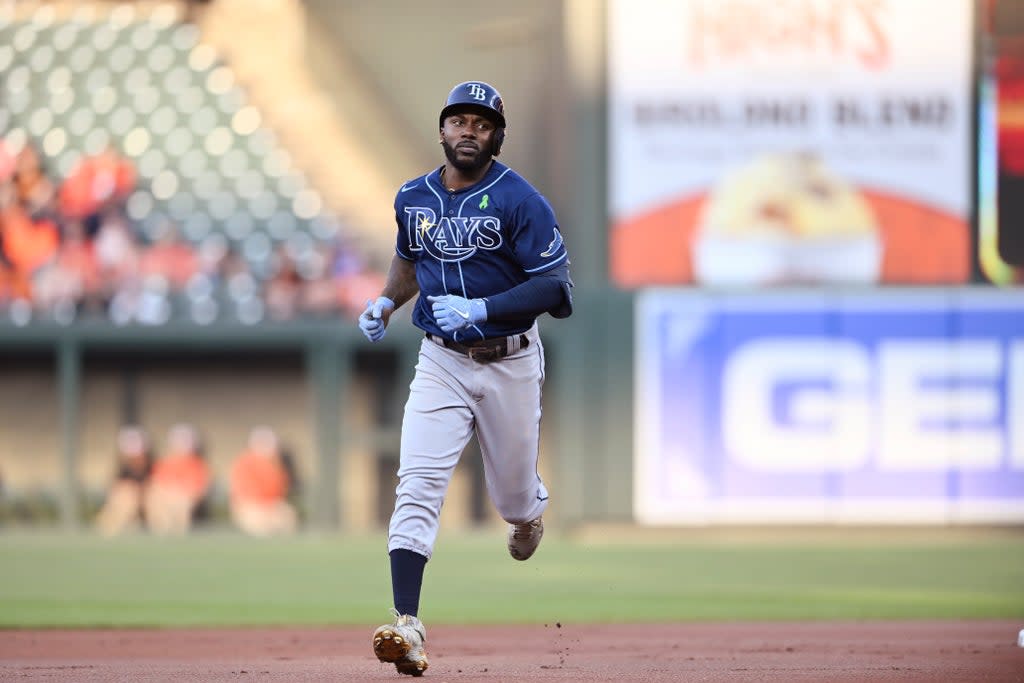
left=467, top=83, right=488, bottom=101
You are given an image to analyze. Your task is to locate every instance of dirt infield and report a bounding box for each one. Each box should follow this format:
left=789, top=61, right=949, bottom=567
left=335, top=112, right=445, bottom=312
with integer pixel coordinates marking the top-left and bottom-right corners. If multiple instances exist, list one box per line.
left=1, top=621, right=1022, bottom=682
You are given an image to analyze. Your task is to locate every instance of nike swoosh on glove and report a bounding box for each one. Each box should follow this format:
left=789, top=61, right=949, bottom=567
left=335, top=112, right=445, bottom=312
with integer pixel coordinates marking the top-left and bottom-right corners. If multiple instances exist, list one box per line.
left=427, top=295, right=487, bottom=333
left=358, top=296, right=395, bottom=342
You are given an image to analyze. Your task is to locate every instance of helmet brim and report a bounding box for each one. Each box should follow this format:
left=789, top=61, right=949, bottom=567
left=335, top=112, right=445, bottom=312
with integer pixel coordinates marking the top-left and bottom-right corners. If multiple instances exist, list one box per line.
left=439, top=103, right=506, bottom=130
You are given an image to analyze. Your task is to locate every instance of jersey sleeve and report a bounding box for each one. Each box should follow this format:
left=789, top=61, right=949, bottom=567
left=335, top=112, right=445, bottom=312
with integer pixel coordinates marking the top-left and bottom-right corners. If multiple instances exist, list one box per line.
left=394, top=198, right=416, bottom=261
left=509, top=193, right=569, bottom=274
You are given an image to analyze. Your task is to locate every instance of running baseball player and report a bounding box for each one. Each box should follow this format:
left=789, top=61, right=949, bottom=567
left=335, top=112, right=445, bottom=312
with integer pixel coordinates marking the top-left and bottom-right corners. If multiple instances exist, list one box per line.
left=358, top=80, right=573, bottom=676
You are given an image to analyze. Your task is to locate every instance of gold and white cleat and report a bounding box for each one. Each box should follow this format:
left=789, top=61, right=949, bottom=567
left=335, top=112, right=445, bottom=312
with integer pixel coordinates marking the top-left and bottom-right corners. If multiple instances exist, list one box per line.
left=372, top=610, right=428, bottom=677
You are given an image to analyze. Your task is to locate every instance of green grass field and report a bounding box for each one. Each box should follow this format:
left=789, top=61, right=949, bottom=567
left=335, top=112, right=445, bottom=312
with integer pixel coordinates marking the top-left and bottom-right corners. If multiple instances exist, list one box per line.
left=1, top=528, right=1023, bottom=628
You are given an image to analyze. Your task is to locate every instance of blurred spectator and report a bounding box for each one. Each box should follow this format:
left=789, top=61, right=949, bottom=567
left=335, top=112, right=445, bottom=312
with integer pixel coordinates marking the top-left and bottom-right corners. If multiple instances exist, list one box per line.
left=229, top=426, right=298, bottom=536
left=1, top=144, right=61, bottom=292
left=0, top=178, right=33, bottom=304
left=219, top=248, right=266, bottom=322
left=58, top=145, right=137, bottom=234
left=264, top=245, right=302, bottom=321
left=0, top=145, right=53, bottom=311
left=0, top=188, right=60, bottom=290
left=336, top=267, right=387, bottom=320
left=298, top=240, right=340, bottom=317
left=13, top=143, right=58, bottom=221
left=32, top=219, right=102, bottom=317
left=195, top=234, right=230, bottom=281
left=214, top=243, right=251, bottom=285
left=144, top=423, right=212, bottom=535
left=138, top=220, right=199, bottom=291
left=94, top=425, right=154, bottom=537
left=94, top=206, right=142, bottom=301
left=328, top=235, right=387, bottom=318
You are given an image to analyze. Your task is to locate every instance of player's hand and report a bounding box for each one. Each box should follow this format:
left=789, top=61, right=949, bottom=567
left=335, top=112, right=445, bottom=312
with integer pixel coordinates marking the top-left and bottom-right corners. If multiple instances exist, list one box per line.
left=358, top=296, right=395, bottom=342
left=427, top=295, right=487, bottom=333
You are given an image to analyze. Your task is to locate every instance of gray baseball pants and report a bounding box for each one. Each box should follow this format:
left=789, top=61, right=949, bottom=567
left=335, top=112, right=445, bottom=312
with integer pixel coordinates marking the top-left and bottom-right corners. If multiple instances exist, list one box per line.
left=387, top=323, right=549, bottom=559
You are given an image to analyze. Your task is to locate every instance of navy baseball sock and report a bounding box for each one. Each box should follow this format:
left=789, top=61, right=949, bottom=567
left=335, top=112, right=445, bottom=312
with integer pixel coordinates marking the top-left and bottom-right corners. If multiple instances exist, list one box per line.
left=390, top=549, right=427, bottom=617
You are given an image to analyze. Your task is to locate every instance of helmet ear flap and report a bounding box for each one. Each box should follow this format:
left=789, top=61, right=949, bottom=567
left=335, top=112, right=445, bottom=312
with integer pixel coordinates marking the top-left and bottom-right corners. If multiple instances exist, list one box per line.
left=492, top=128, right=505, bottom=157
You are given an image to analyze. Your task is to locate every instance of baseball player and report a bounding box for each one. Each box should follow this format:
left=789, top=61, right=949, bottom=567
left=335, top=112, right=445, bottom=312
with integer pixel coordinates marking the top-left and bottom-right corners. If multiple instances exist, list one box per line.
left=358, top=80, right=573, bottom=676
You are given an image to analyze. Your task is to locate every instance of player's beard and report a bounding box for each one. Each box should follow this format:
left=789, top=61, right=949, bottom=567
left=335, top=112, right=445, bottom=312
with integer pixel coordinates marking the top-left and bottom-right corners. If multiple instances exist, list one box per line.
left=441, top=139, right=491, bottom=173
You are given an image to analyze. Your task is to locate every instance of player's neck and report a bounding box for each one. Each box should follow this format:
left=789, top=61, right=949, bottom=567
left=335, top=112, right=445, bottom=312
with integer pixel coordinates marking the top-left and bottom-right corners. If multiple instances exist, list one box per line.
left=440, top=160, right=493, bottom=192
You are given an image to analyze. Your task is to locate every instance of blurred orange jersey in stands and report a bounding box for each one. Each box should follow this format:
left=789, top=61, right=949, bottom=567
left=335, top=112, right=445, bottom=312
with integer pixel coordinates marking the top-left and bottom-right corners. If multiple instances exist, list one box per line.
left=230, top=450, right=290, bottom=505
left=150, top=451, right=211, bottom=502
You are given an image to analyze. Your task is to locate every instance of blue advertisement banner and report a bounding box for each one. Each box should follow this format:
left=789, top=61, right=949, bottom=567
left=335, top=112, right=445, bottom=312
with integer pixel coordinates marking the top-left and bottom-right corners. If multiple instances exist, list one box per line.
left=635, top=290, right=1024, bottom=524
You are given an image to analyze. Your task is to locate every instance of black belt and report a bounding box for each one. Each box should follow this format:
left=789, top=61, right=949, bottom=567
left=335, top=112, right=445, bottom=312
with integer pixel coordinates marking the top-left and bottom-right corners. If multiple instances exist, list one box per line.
left=426, top=332, right=529, bottom=362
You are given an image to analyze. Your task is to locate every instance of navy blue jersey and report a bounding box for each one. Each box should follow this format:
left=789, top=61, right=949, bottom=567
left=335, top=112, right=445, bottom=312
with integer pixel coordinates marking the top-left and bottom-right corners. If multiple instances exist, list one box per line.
left=394, top=161, right=569, bottom=342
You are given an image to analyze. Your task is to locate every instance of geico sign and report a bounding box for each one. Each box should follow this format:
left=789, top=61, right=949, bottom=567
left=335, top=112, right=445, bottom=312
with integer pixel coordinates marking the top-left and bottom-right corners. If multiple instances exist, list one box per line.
left=722, top=338, right=1024, bottom=472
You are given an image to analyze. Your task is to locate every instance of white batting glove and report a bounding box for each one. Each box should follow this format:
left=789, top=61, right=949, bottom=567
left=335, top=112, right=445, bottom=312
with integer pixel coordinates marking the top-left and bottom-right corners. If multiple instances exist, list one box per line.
left=358, top=296, right=395, bottom=342
left=427, top=294, right=487, bottom=333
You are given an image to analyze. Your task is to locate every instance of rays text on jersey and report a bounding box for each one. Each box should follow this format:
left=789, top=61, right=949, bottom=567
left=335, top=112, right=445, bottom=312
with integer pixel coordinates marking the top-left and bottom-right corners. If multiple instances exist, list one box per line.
left=404, top=207, right=504, bottom=262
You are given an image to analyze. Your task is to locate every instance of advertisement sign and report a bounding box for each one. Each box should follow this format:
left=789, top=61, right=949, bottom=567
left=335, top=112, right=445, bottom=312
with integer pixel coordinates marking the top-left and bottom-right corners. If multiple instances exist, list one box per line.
left=609, top=0, right=974, bottom=287
left=635, top=290, right=1024, bottom=524
left=978, top=0, right=1024, bottom=284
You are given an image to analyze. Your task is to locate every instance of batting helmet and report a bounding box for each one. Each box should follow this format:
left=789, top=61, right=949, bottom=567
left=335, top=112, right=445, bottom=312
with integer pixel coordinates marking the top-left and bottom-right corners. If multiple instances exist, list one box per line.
left=439, top=81, right=506, bottom=156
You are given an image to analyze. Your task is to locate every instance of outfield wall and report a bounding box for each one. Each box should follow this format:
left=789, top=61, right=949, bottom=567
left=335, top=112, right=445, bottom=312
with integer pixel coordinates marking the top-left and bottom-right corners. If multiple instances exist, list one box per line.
left=635, top=288, right=1024, bottom=525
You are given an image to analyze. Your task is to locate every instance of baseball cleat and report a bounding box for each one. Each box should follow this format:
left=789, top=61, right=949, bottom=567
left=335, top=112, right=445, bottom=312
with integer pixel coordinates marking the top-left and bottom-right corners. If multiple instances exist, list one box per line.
left=372, top=610, right=428, bottom=677
left=507, top=516, right=544, bottom=561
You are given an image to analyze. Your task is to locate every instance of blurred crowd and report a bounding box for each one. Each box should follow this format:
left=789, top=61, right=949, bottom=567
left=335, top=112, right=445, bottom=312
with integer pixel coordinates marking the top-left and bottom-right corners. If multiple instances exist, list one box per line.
left=0, top=138, right=383, bottom=325
left=94, top=422, right=300, bottom=537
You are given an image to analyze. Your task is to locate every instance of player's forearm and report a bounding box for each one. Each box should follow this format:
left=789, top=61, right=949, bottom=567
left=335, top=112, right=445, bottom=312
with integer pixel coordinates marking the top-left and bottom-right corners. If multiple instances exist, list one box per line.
left=380, top=255, right=420, bottom=309
left=483, top=271, right=569, bottom=321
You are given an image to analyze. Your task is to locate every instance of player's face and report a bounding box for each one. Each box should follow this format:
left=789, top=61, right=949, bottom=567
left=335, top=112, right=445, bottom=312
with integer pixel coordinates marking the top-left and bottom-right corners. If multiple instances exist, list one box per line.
left=440, top=111, right=496, bottom=172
